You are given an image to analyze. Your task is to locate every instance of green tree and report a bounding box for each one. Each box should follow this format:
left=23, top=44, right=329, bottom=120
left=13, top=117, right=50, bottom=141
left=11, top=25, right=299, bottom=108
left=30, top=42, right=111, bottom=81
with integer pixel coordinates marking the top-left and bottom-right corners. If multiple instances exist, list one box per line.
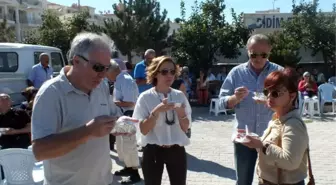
left=283, top=0, right=336, bottom=64
left=268, top=31, right=301, bottom=67
left=104, top=0, right=170, bottom=62
left=0, top=18, right=15, bottom=42
left=24, top=10, right=100, bottom=61
left=172, top=0, right=251, bottom=72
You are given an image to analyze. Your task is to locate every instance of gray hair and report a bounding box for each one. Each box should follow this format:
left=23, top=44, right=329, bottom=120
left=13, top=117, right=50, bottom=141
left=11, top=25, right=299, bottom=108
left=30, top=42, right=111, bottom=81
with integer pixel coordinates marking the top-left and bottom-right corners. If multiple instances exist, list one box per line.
left=68, top=32, right=115, bottom=64
left=144, top=49, right=155, bottom=57
left=39, top=53, right=49, bottom=61
left=108, top=59, right=120, bottom=72
left=246, top=34, right=271, bottom=48
left=0, top=93, right=10, bottom=100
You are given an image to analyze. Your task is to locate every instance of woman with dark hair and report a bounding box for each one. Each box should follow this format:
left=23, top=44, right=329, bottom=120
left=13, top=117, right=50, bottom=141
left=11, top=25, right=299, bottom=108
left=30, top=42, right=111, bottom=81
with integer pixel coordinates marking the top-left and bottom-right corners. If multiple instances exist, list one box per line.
left=196, top=69, right=209, bottom=105
left=298, top=72, right=318, bottom=98
left=133, top=56, right=192, bottom=185
left=238, top=68, right=312, bottom=185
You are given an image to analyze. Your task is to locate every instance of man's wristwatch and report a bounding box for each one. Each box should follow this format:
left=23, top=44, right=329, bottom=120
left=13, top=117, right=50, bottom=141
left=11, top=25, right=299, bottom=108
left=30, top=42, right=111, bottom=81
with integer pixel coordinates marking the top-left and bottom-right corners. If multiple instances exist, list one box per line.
left=262, top=143, right=270, bottom=154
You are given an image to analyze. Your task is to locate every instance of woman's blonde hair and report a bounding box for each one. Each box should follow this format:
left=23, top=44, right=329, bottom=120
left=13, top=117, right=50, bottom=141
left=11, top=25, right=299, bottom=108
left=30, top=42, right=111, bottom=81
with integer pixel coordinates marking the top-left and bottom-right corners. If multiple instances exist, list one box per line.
left=146, top=56, right=180, bottom=86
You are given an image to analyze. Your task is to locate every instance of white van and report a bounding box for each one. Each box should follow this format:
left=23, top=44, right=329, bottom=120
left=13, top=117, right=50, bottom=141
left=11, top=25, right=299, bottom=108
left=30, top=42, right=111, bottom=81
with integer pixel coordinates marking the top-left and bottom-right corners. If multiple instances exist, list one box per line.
left=0, top=43, right=66, bottom=106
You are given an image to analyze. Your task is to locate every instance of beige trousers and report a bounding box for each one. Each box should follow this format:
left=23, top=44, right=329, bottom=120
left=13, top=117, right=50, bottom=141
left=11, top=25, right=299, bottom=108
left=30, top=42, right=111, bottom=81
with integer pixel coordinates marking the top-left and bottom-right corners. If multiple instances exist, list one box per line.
left=116, top=134, right=139, bottom=168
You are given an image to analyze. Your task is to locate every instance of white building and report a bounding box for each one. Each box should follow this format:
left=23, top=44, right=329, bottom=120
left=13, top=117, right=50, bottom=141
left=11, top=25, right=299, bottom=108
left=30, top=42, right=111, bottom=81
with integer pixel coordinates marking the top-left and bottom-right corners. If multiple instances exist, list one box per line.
left=0, top=0, right=47, bottom=42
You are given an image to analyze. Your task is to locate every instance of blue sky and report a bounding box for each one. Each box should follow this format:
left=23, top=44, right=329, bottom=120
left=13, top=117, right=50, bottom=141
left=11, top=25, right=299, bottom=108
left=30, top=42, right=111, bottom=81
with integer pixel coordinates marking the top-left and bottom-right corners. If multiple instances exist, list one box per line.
left=48, top=0, right=333, bottom=22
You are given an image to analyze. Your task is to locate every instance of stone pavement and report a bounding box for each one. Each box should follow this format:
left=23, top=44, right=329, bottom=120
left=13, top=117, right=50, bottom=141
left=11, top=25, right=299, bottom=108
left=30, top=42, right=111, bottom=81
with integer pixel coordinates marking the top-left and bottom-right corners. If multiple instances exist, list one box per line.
left=110, top=107, right=336, bottom=185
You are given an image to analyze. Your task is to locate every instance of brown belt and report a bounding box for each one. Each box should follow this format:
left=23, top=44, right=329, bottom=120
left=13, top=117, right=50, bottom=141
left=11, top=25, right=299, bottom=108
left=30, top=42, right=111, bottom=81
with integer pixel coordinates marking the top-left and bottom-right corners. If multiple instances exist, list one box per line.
left=259, top=178, right=299, bottom=185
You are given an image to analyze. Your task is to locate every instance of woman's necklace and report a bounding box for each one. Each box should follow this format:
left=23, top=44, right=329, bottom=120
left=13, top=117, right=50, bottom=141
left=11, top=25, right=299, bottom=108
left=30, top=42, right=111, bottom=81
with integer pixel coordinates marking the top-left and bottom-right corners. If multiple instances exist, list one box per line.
left=157, top=91, right=175, bottom=125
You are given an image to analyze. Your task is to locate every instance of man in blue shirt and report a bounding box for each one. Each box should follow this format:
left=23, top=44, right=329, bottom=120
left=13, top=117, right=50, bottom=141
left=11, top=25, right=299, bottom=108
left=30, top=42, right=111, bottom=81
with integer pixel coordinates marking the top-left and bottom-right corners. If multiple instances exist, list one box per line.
left=219, top=34, right=283, bottom=185
left=27, top=53, right=53, bottom=88
left=133, top=49, right=155, bottom=94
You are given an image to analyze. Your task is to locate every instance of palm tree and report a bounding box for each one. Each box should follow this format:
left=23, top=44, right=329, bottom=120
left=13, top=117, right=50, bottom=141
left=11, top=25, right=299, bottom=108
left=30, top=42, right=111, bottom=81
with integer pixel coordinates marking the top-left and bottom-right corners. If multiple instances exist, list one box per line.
left=0, top=17, right=16, bottom=42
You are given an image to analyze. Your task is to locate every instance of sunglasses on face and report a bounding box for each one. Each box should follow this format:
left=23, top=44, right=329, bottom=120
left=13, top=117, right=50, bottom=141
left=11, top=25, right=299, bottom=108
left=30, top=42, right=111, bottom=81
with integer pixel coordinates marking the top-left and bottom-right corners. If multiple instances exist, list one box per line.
left=263, top=89, right=286, bottom=98
left=249, top=52, right=269, bottom=59
left=77, top=55, right=111, bottom=73
left=158, top=69, right=176, bottom=76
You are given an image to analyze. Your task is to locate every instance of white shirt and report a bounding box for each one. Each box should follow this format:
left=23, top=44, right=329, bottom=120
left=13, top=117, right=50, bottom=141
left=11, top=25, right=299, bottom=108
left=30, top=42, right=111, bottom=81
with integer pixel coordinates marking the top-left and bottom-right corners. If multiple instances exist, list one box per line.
left=113, top=71, right=139, bottom=112
left=206, top=73, right=216, bottom=82
left=133, top=88, right=192, bottom=147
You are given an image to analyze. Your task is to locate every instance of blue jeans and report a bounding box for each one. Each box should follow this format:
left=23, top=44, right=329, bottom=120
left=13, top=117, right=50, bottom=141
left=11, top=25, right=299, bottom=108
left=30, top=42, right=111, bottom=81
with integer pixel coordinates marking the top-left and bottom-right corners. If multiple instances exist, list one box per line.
left=234, top=143, right=258, bottom=185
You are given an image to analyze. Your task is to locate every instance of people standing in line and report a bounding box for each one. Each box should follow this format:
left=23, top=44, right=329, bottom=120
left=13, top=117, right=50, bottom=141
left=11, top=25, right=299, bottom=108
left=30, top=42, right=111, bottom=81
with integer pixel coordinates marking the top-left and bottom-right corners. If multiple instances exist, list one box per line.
left=241, top=68, right=309, bottom=185
left=134, top=49, right=156, bottom=94
left=27, top=53, right=53, bottom=88
left=219, top=34, right=283, bottom=185
left=31, top=32, right=136, bottom=185
left=106, top=59, right=141, bottom=184
left=133, top=56, right=192, bottom=185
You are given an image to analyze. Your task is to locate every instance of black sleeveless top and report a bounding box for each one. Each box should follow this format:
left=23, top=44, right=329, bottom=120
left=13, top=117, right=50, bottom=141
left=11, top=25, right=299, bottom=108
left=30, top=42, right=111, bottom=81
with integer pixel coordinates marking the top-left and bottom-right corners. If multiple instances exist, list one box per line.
left=171, top=79, right=183, bottom=90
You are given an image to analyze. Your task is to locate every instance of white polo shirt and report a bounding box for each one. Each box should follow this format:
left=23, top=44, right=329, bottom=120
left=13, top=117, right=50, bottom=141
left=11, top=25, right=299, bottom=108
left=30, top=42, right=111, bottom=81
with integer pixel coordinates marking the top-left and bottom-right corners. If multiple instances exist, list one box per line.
left=31, top=67, right=121, bottom=185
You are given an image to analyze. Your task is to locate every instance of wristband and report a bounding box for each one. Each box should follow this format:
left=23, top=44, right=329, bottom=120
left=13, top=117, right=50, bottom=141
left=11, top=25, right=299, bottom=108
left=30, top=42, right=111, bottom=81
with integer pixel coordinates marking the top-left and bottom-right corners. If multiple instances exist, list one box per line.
left=179, top=115, right=188, bottom=120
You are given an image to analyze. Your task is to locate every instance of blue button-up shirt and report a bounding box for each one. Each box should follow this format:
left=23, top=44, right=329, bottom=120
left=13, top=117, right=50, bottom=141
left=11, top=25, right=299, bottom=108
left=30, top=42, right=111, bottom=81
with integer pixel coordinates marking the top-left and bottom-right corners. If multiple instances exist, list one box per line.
left=219, top=61, right=283, bottom=136
left=28, top=63, right=53, bottom=88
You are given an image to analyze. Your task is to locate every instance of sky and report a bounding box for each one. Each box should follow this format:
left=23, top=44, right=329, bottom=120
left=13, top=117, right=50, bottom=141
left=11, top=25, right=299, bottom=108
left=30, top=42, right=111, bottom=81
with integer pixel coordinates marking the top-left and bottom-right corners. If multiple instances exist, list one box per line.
left=48, top=0, right=333, bottom=23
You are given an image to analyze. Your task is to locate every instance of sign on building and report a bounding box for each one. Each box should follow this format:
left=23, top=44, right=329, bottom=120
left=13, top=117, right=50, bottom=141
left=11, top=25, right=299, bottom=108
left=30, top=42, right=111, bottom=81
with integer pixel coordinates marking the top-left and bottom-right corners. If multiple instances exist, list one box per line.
left=243, top=13, right=293, bottom=33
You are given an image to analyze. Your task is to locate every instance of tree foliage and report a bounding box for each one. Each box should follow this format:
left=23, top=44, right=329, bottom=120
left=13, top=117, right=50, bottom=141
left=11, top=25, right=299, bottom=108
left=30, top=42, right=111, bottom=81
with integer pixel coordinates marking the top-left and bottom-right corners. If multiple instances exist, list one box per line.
left=171, top=0, right=251, bottom=72
left=104, top=0, right=170, bottom=62
left=283, top=0, right=336, bottom=63
left=24, top=10, right=99, bottom=62
left=0, top=18, right=16, bottom=42
left=268, top=31, right=301, bottom=67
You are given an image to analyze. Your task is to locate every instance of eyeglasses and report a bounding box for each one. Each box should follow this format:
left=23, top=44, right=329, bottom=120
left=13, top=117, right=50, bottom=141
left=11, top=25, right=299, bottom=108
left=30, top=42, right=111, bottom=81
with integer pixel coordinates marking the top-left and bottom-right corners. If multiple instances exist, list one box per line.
left=263, top=89, right=286, bottom=98
left=158, top=69, right=176, bottom=76
left=249, top=52, right=269, bottom=59
left=77, top=55, right=111, bottom=73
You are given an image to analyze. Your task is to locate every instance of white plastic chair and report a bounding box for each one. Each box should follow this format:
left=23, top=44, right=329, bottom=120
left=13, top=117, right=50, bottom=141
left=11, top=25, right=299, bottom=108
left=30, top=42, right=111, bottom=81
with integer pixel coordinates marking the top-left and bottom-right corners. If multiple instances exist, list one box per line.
left=209, top=98, right=228, bottom=116
left=303, top=96, right=320, bottom=117
left=0, top=149, right=43, bottom=185
left=318, top=83, right=336, bottom=114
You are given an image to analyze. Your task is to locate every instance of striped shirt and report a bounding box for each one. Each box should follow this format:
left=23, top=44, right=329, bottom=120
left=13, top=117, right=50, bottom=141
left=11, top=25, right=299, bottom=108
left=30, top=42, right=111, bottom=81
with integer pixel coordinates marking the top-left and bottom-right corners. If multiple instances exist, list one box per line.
left=219, top=61, right=283, bottom=136
left=113, top=71, right=139, bottom=112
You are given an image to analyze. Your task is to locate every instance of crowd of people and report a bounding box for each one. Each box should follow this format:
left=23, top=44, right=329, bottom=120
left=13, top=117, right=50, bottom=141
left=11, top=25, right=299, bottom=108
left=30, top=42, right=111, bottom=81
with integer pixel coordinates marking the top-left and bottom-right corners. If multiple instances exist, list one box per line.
left=0, top=32, right=329, bottom=185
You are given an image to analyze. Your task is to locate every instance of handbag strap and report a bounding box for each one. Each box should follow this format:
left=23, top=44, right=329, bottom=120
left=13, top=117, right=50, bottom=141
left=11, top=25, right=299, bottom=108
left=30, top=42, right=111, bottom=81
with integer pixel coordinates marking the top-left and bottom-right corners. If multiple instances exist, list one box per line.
left=277, top=116, right=315, bottom=185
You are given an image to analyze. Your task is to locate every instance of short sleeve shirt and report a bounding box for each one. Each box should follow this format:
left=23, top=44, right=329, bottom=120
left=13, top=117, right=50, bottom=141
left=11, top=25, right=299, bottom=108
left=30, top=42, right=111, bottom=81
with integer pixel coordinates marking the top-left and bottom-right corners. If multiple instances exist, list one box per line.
left=28, top=63, right=53, bottom=88
left=31, top=67, right=121, bottom=185
left=133, top=60, right=152, bottom=93
left=113, top=71, right=139, bottom=112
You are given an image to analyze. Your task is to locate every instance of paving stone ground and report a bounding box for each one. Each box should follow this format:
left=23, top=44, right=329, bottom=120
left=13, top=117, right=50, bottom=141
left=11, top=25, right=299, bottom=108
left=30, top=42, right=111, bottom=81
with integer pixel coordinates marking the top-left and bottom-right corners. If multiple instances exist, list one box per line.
left=110, top=107, right=336, bottom=185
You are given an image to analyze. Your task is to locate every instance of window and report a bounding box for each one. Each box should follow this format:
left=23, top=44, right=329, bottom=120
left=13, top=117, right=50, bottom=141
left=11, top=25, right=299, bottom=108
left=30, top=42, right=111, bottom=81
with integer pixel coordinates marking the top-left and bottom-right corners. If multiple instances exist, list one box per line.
left=0, top=52, right=18, bottom=72
left=34, top=52, right=43, bottom=64
left=50, top=52, right=64, bottom=72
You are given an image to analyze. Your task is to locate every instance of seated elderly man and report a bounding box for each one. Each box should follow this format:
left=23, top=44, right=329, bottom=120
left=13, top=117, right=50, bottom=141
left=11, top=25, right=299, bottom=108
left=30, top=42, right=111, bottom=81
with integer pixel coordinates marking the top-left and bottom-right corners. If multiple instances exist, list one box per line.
left=0, top=93, right=31, bottom=149
left=106, top=59, right=141, bottom=184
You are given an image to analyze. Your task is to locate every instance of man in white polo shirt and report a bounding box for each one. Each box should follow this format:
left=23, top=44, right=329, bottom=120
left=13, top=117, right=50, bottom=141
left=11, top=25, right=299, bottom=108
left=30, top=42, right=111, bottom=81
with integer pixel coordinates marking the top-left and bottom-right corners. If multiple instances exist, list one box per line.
left=106, top=59, right=140, bottom=184
left=31, top=32, right=128, bottom=185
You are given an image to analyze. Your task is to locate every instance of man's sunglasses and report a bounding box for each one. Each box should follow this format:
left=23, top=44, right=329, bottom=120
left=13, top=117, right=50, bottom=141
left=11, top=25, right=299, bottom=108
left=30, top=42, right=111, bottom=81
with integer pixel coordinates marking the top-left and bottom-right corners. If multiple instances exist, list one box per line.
left=250, top=53, right=269, bottom=59
left=263, top=89, right=285, bottom=98
left=158, top=69, right=176, bottom=76
left=77, top=55, right=111, bottom=73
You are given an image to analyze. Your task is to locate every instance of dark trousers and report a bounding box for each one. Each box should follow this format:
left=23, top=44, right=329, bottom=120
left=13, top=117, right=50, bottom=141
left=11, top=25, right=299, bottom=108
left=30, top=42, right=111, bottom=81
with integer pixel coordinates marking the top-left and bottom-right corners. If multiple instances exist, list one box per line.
left=234, top=143, right=258, bottom=185
left=142, top=144, right=187, bottom=185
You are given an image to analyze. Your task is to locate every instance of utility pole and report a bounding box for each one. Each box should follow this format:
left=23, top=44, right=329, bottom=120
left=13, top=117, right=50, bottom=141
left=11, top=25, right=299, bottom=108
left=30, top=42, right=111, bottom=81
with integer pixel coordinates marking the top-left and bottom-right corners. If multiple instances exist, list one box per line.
left=272, top=0, right=277, bottom=11
left=78, top=0, right=81, bottom=10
